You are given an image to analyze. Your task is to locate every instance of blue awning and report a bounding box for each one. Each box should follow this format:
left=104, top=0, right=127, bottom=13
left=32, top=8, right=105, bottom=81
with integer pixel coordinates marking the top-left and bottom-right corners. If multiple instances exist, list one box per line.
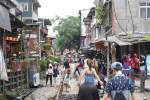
left=0, top=4, right=11, bottom=32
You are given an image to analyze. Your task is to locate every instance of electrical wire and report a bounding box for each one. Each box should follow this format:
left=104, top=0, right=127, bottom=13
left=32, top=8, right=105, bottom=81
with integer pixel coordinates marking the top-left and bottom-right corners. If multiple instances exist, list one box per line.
left=128, top=0, right=134, bottom=34
left=113, top=0, right=135, bottom=35
left=113, top=0, right=128, bottom=35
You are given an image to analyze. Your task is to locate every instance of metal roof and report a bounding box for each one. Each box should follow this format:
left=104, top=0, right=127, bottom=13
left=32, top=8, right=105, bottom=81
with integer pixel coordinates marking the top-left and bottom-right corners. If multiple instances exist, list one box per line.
left=95, top=36, right=132, bottom=46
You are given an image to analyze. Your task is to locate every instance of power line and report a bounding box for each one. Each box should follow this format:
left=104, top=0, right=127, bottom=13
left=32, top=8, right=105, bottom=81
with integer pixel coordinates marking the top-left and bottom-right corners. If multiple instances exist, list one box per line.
left=113, top=0, right=135, bottom=35
left=113, top=1, right=128, bottom=35
left=128, top=0, right=134, bottom=34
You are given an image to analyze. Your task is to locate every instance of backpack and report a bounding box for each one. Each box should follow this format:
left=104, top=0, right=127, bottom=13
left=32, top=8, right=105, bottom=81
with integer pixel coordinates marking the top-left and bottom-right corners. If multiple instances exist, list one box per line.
left=111, top=90, right=131, bottom=100
left=114, top=91, right=126, bottom=100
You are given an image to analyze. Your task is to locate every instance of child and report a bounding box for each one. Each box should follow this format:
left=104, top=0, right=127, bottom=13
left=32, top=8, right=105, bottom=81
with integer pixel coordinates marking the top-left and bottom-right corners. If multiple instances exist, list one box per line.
left=63, top=69, right=71, bottom=92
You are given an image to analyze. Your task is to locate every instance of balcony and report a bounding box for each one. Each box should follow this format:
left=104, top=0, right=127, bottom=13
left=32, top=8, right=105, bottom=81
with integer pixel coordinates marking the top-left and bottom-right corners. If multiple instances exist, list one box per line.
left=9, top=0, right=23, bottom=21
left=10, top=0, right=23, bottom=12
left=32, top=11, right=38, bottom=21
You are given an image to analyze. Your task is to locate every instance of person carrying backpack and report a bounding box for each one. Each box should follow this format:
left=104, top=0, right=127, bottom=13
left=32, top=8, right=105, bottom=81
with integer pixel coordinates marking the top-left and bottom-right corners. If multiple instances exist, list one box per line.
left=103, top=62, right=136, bottom=100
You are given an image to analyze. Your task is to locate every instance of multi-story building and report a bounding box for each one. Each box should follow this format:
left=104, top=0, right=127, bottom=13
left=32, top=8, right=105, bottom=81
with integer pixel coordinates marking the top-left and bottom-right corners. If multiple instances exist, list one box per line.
left=16, top=0, right=42, bottom=87
left=0, top=0, right=30, bottom=94
left=81, top=0, right=150, bottom=61
left=113, top=0, right=150, bottom=57
left=16, top=0, right=41, bottom=23
left=38, top=18, right=52, bottom=57
left=79, top=9, right=90, bottom=50
left=16, top=0, right=52, bottom=87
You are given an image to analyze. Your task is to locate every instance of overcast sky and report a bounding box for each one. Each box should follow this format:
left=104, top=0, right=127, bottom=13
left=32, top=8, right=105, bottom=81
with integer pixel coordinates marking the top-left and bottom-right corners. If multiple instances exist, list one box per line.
left=38, top=0, right=94, bottom=18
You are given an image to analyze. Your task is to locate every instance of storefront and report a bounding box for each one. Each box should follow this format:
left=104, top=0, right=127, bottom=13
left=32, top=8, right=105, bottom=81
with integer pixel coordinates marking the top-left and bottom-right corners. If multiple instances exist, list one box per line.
left=0, top=5, right=28, bottom=92
left=24, top=23, right=41, bottom=87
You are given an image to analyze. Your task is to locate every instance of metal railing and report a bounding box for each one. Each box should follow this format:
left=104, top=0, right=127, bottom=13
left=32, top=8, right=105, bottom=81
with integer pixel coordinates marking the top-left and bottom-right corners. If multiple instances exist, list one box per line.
left=0, top=70, right=27, bottom=93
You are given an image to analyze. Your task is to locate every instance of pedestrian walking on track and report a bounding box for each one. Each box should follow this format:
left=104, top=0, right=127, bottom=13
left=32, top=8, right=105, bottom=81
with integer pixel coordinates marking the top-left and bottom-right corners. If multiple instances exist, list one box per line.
left=46, top=63, right=53, bottom=86
left=77, top=59, right=103, bottom=100
left=103, top=62, right=136, bottom=100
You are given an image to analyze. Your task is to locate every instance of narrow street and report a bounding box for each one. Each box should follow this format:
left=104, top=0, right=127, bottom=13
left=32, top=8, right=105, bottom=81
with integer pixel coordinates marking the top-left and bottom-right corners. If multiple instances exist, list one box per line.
left=24, top=63, right=150, bottom=100
left=1, top=0, right=150, bottom=100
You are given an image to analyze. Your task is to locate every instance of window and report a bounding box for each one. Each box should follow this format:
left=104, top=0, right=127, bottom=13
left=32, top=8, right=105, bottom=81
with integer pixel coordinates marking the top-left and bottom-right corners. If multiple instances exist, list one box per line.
left=21, top=3, right=28, bottom=12
left=140, top=2, right=150, bottom=19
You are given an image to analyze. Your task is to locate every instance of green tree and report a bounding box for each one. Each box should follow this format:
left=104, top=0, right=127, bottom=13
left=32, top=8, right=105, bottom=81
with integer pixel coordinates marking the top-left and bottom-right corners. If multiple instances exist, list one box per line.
left=54, top=16, right=80, bottom=51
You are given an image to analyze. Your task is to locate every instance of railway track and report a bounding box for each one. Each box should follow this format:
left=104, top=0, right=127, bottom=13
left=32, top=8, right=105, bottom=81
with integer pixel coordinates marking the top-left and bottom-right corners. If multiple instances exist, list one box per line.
left=54, top=79, right=78, bottom=100
left=54, top=83, right=104, bottom=100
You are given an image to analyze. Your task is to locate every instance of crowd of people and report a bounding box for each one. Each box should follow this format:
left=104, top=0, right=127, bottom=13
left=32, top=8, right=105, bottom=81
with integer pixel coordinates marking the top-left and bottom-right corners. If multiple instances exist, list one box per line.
left=122, top=53, right=146, bottom=78
left=44, top=53, right=146, bottom=100
left=77, top=58, right=136, bottom=100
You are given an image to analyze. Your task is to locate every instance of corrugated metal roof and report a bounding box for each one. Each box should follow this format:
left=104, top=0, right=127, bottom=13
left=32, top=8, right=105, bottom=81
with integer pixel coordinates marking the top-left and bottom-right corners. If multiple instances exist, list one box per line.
left=95, top=36, right=132, bottom=46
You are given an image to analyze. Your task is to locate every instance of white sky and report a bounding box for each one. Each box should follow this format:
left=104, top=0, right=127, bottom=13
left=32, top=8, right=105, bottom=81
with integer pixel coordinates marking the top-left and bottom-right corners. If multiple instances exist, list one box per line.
left=38, top=0, right=94, bottom=18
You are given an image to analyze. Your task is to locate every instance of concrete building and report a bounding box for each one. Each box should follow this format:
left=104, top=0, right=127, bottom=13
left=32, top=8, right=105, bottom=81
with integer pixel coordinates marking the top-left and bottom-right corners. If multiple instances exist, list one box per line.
left=79, top=9, right=90, bottom=49
left=16, top=0, right=41, bottom=23
left=81, top=0, right=150, bottom=61
left=0, top=0, right=30, bottom=94
left=113, top=0, right=150, bottom=57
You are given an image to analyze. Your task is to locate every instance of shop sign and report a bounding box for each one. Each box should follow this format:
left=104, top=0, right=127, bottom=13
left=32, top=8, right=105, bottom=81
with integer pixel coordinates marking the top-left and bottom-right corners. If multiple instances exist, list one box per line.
left=5, top=36, right=18, bottom=41
left=96, top=42, right=107, bottom=49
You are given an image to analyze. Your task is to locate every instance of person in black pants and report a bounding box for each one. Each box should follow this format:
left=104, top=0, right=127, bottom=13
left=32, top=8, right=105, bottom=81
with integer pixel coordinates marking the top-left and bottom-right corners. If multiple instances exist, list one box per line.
left=46, top=64, right=53, bottom=86
left=74, top=57, right=81, bottom=76
left=64, top=59, right=70, bottom=70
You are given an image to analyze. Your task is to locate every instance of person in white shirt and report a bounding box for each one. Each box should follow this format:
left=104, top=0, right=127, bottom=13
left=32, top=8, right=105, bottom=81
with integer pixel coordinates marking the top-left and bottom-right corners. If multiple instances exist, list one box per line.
left=46, top=63, right=53, bottom=86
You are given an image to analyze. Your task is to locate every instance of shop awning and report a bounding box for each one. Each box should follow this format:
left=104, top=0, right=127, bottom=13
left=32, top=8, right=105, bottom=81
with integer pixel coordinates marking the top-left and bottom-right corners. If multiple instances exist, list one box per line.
left=0, top=4, right=11, bottom=32
left=95, top=36, right=132, bottom=46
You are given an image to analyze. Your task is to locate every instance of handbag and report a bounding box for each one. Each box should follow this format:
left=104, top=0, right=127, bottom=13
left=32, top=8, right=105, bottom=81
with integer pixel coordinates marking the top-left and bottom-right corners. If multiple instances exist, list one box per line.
left=96, top=81, right=101, bottom=89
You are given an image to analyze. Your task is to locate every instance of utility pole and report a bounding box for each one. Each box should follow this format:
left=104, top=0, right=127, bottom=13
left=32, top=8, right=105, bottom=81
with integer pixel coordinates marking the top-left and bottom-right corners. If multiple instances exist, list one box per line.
left=106, top=34, right=110, bottom=80
left=39, top=24, right=41, bottom=60
left=79, top=10, right=82, bottom=49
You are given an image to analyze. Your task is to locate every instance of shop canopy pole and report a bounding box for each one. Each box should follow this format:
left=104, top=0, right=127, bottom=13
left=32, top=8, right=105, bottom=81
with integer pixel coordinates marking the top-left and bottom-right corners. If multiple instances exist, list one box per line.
left=107, top=42, right=110, bottom=80
left=2, top=29, right=6, bottom=94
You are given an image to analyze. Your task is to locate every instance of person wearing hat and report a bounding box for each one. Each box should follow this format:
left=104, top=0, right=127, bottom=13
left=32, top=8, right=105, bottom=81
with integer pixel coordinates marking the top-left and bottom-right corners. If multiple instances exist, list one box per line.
left=103, top=62, right=136, bottom=100
left=46, top=63, right=53, bottom=86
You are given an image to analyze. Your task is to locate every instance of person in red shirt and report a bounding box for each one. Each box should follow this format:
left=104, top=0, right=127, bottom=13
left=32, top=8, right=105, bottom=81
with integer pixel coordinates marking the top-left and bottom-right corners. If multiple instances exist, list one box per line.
left=127, top=54, right=132, bottom=66
left=131, top=53, right=139, bottom=74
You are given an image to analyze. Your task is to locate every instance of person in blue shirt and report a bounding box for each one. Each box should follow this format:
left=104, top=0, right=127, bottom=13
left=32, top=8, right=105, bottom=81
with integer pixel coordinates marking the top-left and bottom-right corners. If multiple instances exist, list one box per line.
left=77, top=59, right=103, bottom=100
left=103, top=62, right=136, bottom=100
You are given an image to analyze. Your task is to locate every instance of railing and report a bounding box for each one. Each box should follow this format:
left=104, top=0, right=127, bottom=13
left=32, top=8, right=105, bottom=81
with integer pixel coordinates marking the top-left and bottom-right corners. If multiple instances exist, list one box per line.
left=0, top=70, right=27, bottom=93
